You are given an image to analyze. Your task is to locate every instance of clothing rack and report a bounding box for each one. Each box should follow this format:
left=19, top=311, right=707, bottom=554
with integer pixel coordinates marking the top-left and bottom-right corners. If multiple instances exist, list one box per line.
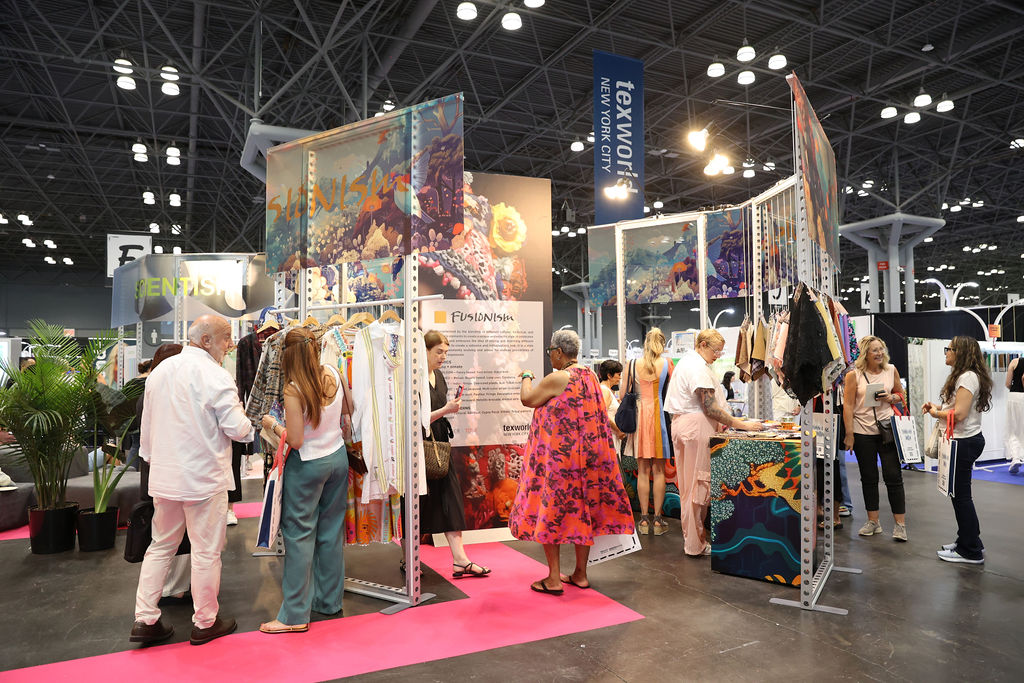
left=273, top=261, right=437, bottom=614
left=768, top=89, right=860, bottom=616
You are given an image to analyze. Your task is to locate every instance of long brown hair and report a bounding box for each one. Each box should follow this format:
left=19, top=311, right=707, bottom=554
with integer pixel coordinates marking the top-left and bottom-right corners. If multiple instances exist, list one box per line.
left=151, top=343, right=182, bottom=370
left=940, top=335, right=992, bottom=413
left=281, top=327, right=335, bottom=428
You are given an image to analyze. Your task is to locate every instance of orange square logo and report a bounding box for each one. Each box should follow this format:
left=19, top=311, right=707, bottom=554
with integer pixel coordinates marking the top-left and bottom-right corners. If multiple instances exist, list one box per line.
left=434, top=311, right=447, bottom=324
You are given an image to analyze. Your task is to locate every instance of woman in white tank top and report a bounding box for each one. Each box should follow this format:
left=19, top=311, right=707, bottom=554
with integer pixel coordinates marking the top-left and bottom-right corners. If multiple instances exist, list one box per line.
left=259, top=327, right=348, bottom=634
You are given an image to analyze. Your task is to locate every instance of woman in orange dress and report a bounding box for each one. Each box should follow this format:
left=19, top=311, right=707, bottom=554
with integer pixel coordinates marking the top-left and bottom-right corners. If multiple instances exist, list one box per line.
left=622, top=328, right=673, bottom=535
left=510, top=330, right=634, bottom=595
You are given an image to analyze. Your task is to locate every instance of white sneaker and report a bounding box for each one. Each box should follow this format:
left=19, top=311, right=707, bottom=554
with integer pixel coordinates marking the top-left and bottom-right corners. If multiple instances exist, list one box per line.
left=937, top=548, right=983, bottom=564
left=858, top=520, right=883, bottom=536
left=941, top=542, right=985, bottom=555
left=226, top=509, right=238, bottom=526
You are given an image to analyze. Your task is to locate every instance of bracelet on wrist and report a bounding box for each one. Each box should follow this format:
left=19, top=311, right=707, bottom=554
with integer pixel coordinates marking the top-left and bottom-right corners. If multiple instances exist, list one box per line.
left=520, top=371, right=534, bottom=380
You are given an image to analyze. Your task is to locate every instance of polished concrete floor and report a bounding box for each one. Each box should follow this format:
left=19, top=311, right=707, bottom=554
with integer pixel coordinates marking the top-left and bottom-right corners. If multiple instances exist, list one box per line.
left=2, top=467, right=1022, bottom=681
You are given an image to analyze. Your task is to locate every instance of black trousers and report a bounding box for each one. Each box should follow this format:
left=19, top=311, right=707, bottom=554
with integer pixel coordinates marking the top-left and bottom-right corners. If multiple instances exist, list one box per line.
left=852, top=432, right=905, bottom=515
left=951, top=432, right=985, bottom=560
left=228, top=441, right=246, bottom=503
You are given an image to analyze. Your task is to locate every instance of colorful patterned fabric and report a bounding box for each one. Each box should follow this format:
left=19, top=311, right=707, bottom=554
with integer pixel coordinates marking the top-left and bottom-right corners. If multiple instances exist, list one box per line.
left=629, top=360, right=674, bottom=461
left=509, top=366, right=635, bottom=545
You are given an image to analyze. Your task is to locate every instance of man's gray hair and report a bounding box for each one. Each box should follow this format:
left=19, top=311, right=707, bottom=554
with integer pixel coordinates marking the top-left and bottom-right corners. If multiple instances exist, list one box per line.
left=550, top=329, right=580, bottom=358
left=187, top=315, right=222, bottom=344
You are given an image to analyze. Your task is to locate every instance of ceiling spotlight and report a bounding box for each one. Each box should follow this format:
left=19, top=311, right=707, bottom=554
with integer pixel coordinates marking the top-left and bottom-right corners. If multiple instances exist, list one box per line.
left=653, top=199, right=664, bottom=210
left=687, top=128, right=709, bottom=151
left=44, top=256, right=56, bottom=264
left=586, top=131, right=595, bottom=143
left=742, top=159, right=754, bottom=168
left=0, top=215, right=7, bottom=224
left=570, top=139, right=584, bottom=152
left=857, top=189, right=868, bottom=197
left=972, top=201, right=984, bottom=208
left=169, top=192, right=181, bottom=206
left=904, top=111, right=921, bottom=124
left=143, top=198, right=155, bottom=206
left=880, top=106, right=898, bottom=119
left=736, top=40, right=755, bottom=62
left=722, top=165, right=735, bottom=175
left=949, top=204, right=962, bottom=212
left=154, top=245, right=164, bottom=254
left=161, top=82, right=180, bottom=96
left=941, top=202, right=949, bottom=210
left=923, top=236, right=933, bottom=243
left=166, top=156, right=181, bottom=166
left=17, top=213, right=29, bottom=223
left=501, top=11, right=522, bottom=30
left=551, top=229, right=560, bottom=237
left=167, top=145, right=180, bottom=157
left=172, top=247, right=182, bottom=255
left=22, top=238, right=35, bottom=247
left=1018, top=215, right=1024, bottom=222
left=62, top=257, right=73, bottom=265
left=456, top=2, right=477, bottom=20
left=131, top=141, right=147, bottom=154
left=171, top=224, right=182, bottom=234
left=382, top=99, right=396, bottom=112
left=743, top=168, right=755, bottom=178
left=707, top=61, right=725, bottom=78
left=767, top=52, right=787, bottom=70
left=560, top=225, right=569, bottom=233
left=1011, top=138, right=1024, bottom=149
left=143, top=190, right=154, bottom=199
left=113, top=57, right=133, bottom=75
left=578, top=226, right=587, bottom=234
left=567, top=230, right=577, bottom=238
left=133, top=153, right=148, bottom=162
left=644, top=205, right=650, bottom=213
left=913, top=88, right=932, bottom=107
left=116, top=75, right=136, bottom=90
left=149, top=222, right=160, bottom=230
left=921, top=43, right=934, bottom=52
left=160, top=65, right=179, bottom=81
left=763, top=160, right=775, bottom=171
left=936, top=97, right=954, bottom=113
left=960, top=198, right=971, bottom=205
left=737, top=70, right=755, bottom=86
left=523, top=0, right=545, bottom=7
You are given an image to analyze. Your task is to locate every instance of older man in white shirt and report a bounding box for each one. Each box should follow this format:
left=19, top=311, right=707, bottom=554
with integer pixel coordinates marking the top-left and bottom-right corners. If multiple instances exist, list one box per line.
left=130, top=315, right=255, bottom=646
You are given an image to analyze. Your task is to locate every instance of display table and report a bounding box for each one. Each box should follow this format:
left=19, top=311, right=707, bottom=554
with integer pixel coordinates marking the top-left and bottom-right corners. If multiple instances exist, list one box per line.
left=709, top=433, right=802, bottom=587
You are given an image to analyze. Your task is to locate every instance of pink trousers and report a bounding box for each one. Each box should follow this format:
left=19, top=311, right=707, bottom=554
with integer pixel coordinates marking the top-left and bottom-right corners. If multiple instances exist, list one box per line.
left=671, top=412, right=716, bottom=556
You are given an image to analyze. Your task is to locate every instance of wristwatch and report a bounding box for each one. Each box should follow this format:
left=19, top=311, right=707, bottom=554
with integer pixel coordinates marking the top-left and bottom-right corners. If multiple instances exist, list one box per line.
left=520, top=371, right=535, bottom=380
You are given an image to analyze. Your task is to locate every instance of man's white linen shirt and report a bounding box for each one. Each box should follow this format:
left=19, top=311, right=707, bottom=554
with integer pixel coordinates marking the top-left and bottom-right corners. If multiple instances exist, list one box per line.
left=140, top=345, right=255, bottom=501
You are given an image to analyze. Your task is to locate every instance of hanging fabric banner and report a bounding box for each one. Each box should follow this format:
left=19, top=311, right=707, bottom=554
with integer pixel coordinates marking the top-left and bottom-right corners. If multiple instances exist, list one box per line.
left=593, top=51, right=644, bottom=225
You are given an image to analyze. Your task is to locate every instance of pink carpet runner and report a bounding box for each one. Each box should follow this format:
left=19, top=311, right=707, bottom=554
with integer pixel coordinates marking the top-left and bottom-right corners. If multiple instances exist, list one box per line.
left=3, top=541, right=643, bottom=680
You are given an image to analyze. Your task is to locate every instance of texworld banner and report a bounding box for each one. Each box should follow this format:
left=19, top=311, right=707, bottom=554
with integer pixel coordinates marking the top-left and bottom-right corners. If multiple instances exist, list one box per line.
left=593, top=50, right=644, bottom=225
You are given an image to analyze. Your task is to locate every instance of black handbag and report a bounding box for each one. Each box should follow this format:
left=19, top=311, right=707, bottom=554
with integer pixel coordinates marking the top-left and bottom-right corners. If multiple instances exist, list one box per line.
left=863, top=372, right=895, bottom=446
left=124, top=500, right=191, bottom=563
left=615, top=360, right=639, bottom=434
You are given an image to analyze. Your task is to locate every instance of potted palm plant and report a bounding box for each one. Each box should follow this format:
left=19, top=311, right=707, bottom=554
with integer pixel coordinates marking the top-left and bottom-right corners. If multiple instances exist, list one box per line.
left=0, top=321, right=116, bottom=554
left=76, top=377, right=143, bottom=551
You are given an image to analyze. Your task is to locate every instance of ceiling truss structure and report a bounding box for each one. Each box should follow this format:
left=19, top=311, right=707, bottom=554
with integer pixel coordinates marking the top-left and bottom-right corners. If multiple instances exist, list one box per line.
left=1, top=0, right=1022, bottom=309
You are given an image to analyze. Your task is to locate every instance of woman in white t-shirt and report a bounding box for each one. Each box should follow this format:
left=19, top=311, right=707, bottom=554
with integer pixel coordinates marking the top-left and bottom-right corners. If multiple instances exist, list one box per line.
left=598, top=360, right=625, bottom=452
left=259, top=327, right=349, bottom=633
left=922, top=336, right=993, bottom=565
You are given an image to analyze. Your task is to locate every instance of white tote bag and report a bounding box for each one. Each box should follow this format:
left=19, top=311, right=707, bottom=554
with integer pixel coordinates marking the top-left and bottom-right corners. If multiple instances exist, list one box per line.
left=256, top=430, right=288, bottom=549
left=588, top=531, right=642, bottom=566
left=892, top=414, right=923, bottom=464
left=936, top=413, right=958, bottom=497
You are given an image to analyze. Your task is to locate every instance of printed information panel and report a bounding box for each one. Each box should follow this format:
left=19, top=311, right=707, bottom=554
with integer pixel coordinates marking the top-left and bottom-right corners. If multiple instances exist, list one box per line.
left=420, top=299, right=542, bottom=447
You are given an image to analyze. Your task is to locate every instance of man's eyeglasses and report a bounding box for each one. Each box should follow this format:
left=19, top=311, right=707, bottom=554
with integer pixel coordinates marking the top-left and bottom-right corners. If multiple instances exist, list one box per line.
left=943, top=347, right=952, bottom=353
left=546, top=346, right=559, bottom=353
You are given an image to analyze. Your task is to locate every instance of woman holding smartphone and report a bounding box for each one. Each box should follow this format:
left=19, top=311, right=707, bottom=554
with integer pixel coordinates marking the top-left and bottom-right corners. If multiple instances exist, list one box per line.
left=842, top=335, right=908, bottom=541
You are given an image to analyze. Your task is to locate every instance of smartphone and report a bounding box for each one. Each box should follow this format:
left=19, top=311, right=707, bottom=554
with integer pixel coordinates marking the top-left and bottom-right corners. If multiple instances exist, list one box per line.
left=455, top=385, right=464, bottom=399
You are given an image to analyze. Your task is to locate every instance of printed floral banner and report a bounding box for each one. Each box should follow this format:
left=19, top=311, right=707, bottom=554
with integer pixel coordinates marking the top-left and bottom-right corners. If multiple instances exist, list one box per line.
left=587, top=220, right=700, bottom=305
left=788, top=74, right=840, bottom=265
left=265, top=93, right=464, bottom=273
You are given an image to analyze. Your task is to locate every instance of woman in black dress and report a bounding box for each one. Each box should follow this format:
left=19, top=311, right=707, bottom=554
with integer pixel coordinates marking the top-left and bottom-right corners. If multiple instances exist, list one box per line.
left=423, top=330, right=490, bottom=578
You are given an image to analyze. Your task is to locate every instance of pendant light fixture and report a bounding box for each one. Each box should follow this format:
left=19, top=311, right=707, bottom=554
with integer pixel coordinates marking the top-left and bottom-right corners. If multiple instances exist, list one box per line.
left=737, top=70, right=755, bottom=85
left=707, top=61, right=725, bottom=78
left=935, top=95, right=954, bottom=112
left=687, top=128, right=709, bottom=151
left=767, top=50, right=787, bottom=70
left=913, top=88, right=932, bottom=107
left=904, top=111, right=921, bottom=124
left=456, top=2, right=477, bottom=20
left=501, top=12, right=522, bottom=30
left=880, top=106, right=898, bottom=119
left=523, top=0, right=545, bottom=7
left=131, top=141, right=147, bottom=154
left=736, top=39, right=755, bottom=62
left=569, top=139, right=584, bottom=152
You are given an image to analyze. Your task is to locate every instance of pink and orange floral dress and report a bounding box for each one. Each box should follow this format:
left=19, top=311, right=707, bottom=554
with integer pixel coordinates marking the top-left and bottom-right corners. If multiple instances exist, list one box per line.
left=509, top=366, right=635, bottom=545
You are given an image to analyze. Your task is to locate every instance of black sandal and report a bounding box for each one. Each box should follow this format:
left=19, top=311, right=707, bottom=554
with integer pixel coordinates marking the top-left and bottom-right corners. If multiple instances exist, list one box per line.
left=452, top=561, right=491, bottom=578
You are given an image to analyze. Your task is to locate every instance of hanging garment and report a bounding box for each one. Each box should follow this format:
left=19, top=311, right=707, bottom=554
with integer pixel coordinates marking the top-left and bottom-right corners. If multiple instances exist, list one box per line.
left=814, top=294, right=846, bottom=391
left=781, top=283, right=835, bottom=405
left=734, top=317, right=752, bottom=382
left=351, top=320, right=429, bottom=502
left=750, top=317, right=768, bottom=381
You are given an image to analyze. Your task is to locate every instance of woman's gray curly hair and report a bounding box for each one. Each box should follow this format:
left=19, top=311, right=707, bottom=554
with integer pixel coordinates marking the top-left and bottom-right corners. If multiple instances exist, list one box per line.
left=550, top=329, right=580, bottom=358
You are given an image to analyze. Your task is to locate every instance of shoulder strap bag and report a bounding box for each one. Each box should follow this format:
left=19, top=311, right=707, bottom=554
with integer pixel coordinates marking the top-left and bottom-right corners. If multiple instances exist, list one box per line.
left=615, top=360, right=639, bottom=434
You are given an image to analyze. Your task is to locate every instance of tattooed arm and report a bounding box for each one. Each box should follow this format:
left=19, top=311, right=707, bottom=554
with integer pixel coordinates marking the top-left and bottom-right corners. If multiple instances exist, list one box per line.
left=697, top=388, right=763, bottom=431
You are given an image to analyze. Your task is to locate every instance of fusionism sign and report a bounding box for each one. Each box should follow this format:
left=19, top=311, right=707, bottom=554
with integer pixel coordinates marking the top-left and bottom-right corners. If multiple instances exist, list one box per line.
left=593, top=50, right=644, bottom=225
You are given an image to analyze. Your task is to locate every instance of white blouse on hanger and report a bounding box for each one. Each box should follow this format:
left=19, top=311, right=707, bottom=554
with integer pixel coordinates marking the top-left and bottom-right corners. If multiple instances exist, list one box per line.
left=351, top=320, right=429, bottom=502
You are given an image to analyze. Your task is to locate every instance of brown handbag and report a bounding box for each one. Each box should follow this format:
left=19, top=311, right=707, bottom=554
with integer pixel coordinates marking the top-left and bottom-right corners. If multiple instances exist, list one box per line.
left=424, top=437, right=451, bottom=480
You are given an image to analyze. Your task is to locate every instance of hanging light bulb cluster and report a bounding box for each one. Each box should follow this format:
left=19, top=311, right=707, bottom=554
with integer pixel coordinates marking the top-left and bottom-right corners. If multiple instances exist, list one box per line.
left=879, top=86, right=954, bottom=122
left=112, top=55, right=182, bottom=96
left=455, top=1, right=543, bottom=30
left=705, top=41, right=787, bottom=85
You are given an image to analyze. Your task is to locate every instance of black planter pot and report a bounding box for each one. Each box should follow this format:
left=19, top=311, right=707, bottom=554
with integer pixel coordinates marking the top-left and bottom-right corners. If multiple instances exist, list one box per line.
left=28, top=504, right=79, bottom=554
left=77, top=507, right=119, bottom=552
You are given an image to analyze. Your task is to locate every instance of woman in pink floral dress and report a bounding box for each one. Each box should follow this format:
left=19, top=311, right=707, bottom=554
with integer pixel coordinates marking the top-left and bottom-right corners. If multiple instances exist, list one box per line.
left=510, top=330, right=634, bottom=595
